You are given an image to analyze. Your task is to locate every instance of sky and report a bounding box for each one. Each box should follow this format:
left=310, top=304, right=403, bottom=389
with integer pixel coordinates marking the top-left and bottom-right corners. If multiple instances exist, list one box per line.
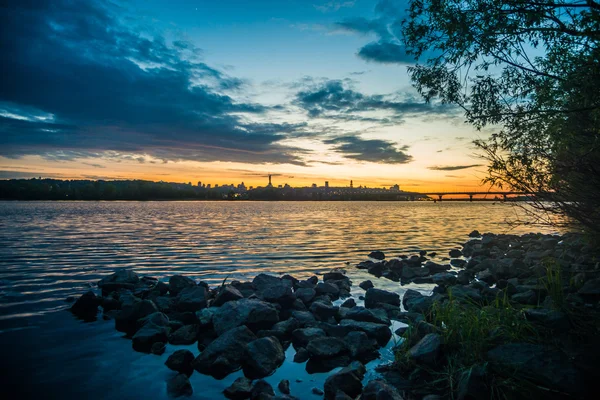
left=0, top=0, right=490, bottom=191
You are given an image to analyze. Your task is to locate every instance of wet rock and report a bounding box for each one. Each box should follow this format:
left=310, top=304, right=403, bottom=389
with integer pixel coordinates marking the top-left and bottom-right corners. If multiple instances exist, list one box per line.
left=364, top=288, right=400, bottom=309
left=151, top=341, right=166, bottom=355
left=295, top=288, right=316, bottom=304
left=339, top=319, right=391, bottom=346
left=244, top=336, right=285, bottom=378
left=408, top=333, right=441, bottom=365
left=450, top=259, right=467, bottom=268
left=449, top=249, right=463, bottom=258
left=368, top=251, right=385, bottom=260
left=511, top=290, right=537, bottom=305
left=165, top=349, right=195, bottom=376
left=293, top=347, right=310, bottom=363
left=469, top=230, right=481, bottom=238
left=324, top=269, right=347, bottom=281
left=169, top=275, right=196, bottom=296
left=487, top=343, right=584, bottom=395
left=70, top=291, right=100, bottom=321
left=340, top=298, right=356, bottom=308
left=310, top=302, right=339, bottom=321
left=457, top=365, right=487, bottom=400
left=291, top=310, right=317, bottom=327
left=132, top=312, right=170, bottom=352
left=278, top=380, right=290, bottom=395
left=359, top=280, right=374, bottom=290
left=167, top=373, right=193, bottom=398
left=432, top=272, right=457, bottom=286
left=405, top=295, right=434, bottom=314
left=306, top=355, right=352, bottom=374
left=213, top=285, right=244, bottom=307
left=168, top=324, right=200, bottom=345
left=361, top=379, right=403, bottom=399
left=524, top=308, right=570, bottom=331
left=251, top=379, right=275, bottom=400
left=315, top=282, right=340, bottom=298
left=312, top=387, right=324, bottom=395
left=423, top=261, right=451, bottom=274
left=292, top=327, right=326, bottom=348
left=344, top=331, right=378, bottom=359
left=270, top=318, right=301, bottom=338
left=224, top=377, right=253, bottom=400
left=476, top=269, right=495, bottom=285
left=212, top=298, right=279, bottom=335
left=261, top=284, right=295, bottom=307
left=177, top=286, right=208, bottom=312
left=98, top=270, right=140, bottom=294
left=323, top=361, right=365, bottom=399
left=307, top=337, right=348, bottom=359
left=192, top=325, right=257, bottom=379
left=448, top=286, right=482, bottom=302
left=402, top=289, right=422, bottom=309
left=344, top=307, right=389, bottom=325
left=577, top=278, right=600, bottom=302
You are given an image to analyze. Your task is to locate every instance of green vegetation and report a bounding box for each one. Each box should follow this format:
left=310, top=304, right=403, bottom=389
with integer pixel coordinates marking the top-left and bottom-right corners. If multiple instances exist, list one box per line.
left=402, top=0, right=600, bottom=237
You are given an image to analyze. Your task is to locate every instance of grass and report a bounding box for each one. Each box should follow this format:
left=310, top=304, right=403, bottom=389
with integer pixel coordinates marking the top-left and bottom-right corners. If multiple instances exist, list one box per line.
left=541, top=257, right=565, bottom=309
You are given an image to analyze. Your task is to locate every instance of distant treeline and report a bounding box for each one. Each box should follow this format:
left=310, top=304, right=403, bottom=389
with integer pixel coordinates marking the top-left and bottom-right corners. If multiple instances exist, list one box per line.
left=0, top=179, right=420, bottom=201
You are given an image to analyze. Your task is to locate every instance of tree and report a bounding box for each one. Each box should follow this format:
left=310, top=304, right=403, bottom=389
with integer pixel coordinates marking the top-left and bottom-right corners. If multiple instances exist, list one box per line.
left=402, top=0, right=600, bottom=234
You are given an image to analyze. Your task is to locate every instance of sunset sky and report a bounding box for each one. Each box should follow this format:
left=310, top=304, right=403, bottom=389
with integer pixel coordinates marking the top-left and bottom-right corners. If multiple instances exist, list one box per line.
left=0, top=0, right=490, bottom=191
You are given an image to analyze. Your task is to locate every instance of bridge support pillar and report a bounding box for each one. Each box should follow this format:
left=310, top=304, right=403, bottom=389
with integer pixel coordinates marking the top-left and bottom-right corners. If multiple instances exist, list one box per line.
left=438, top=194, right=443, bottom=202
left=503, top=194, right=507, bottom=202
left=469, top=194, right=473, bottom=202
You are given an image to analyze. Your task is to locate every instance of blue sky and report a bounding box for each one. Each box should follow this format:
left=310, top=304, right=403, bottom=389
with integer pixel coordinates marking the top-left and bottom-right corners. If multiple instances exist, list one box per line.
left=0, top=0, right=485, bottom=190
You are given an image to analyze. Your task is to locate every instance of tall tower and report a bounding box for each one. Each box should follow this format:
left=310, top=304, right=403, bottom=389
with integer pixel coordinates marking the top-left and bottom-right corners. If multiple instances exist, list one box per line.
left=267, top=174, right=273, bottom=187
left=325, top=181, right=329, bottom=188
left=350, top=180, right=353, bottom=188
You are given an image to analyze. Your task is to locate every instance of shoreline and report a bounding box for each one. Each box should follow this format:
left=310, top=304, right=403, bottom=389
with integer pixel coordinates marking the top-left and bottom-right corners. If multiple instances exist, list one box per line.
left=67, top=231, right=599, bottom=399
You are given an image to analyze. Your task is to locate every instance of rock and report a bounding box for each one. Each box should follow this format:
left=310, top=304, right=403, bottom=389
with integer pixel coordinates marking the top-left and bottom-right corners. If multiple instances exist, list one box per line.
left=368, top=251, right=385, bottom=260
left=324, top=269, right=347, bottom=281
left=511, top=290, right=537, bottom=305
left=168, top=324, right=200, bottom=345
left=344, top=307, right=389, bottom=325
left=344, top=331, right=378, bottom=359
left=448, top=286, right=482, bottom=302
left=251, top=379, right=275, bottom=400
left=450, top=259, right=467, bottom=268
left=310, top=302, right=339, bottom=321
left=424, top=261, right=451, bottom=274
left=340, top=298, right=356, bottom=308
left=177, top=286, right=208, bottom=312
left=192, top=325, right=257, bottom=379
left=291, top=310, right=317, bottom=327
left=323, top=361, right=365, bottom=399
left=213, top=285, right=244, bottom=307
left=270, top=318, right=301, bottom=338
left=312, top=387, right=324, bottom=395
left=131, top=312, right=170, bottom=352
left=169, top=275, right=196, bottom=296
left=292, top=327, right=326, bottom=348
left=487, top=343, right=584, bottom=395
left=431, top=272, right=457, bottom=286
left=476, top=269, right=495, bottom=285
left=402, top=289, right=423, bottom=310
left=307, top=337, right=348, bottom=359
left=98, top=270, right=140, bottom=294
left=577, top=278, right=600, bottom=301
left=151, top=341, right=166, bottom=355
left=525, top=308, right=570, bottom=331
left=224, top=377, right=253, bottom=400
left=278, top=380, right=290, bottom=395
left=457, top=365, right=487, bottom=400
left=293, top=347, right=310, bottom=363
left=339, top=319, right=391, bottom=346
left=212, top=299, right=279, bottom=335
left=70, top=291, right=100, bottom=320
left=261, top=284, right=295, bottom=307
left=243, top=336, right=285, bottom=378
left=167, top=373, right=193, bottom=398
left=359, top=280, right=374, bottom=290
left=295, top=288, right=316, bottom=304
left=361, top=379, right=403, bottom=399
left=365, top=288, right=400, bottom=309
left=315, top=282, right=340, bottom=298
left=165, top=349, right=195, bottom=375
left=449, top=249, right=463, bottom=258
left=408, top=333, right=441, bottom=365
left=469, top=230, right=481, bottom=238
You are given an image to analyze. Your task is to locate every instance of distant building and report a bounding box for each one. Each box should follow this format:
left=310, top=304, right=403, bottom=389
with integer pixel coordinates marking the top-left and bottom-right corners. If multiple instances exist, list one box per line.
left=206, top=184, right=211, bottom=189
left=325, top=181, right=329, bottom=188
left=391, top=184, right=400, bottom=191
left=312, top=183, right=317, bottom=188
left=350, top=180, right=353, bottom=188
left=197, top=181, right=202, bottom=187
left=267, top=174, right=273, bottom=188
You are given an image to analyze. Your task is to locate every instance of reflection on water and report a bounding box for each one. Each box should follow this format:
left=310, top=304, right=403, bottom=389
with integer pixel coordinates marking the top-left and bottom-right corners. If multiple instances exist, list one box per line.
left=0, top=201, right=560, bottom=398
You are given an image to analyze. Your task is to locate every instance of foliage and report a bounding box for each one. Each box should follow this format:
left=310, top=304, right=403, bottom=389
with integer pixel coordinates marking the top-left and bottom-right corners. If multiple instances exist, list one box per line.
left=402, top=0, right=600, bottom=235
left=541, top=257, right=566, bottom=308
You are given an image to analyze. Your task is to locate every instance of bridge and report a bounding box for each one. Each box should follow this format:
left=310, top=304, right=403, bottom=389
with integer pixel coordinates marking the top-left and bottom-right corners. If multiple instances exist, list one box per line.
left=418, top=191, right=530, bottom=202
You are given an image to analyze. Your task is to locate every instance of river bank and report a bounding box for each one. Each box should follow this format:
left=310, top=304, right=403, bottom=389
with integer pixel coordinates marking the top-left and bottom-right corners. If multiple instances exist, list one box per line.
left=67, top=231, right=599, bottom=399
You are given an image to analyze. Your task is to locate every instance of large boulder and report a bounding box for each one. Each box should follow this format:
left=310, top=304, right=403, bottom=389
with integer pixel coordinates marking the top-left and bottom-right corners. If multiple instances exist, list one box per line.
left=344, top=307, right=389, bottom=325
left=224, top=377, right=253, bottom=400
left=168, top=324, right=200, bottom=345
left=177, top=286, right=208, bottom=312
left=577, top=278, right=600, bottom=302
left=408, top=333, right=442, bottom=365
left=361, top=379, right=403, bottom=399
left=291, top=327, right=326, bottom=348
left=368, top=251, right=386, bottom=260
left=365, top=288, right=400, bottom=309
left=344, top=331, right=378, bottom=361
left=211, top=299, right=279, bottom=335
left=98, top=270, right=140, bottom=294
left=323, top=361, right=365, bottom=399
left=339, top=319, right=391, bottom=346
left=243, top=336, right=285, bottom=379
left=212, top=285, right=244, bottom=307
left=307, top=337, right=348, bottom=359
left=169, top=275, right=196, bottom=296
left=165, top=349, right=195, bottom=376
left=192, top=325, right=257, bottom=379
left=310, top=302, right=339, bottom=321
left=359, top=280, right=374, bottom=290
left=131, top=312, right=170, bottom=352
left=167, top=374, right=193, bottom=398
left=250, top=379, right=275, bottom=400
left=487, top=343, right=584, bottom=395
left=402, top=289, right=423, bottom=310
left=70, top=291, right=100, bottom=321
left=295, top=288, right=316, bottom=304
left=115, top=299, right=159, bottom=335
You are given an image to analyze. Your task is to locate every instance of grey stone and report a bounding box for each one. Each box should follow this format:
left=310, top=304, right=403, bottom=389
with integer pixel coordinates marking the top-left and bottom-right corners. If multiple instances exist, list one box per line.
left=177, top=286, right=208, bottom=312
left=291, top=327, right=326, bottom=348
left=449, top=249, right=463, bottom=258
left=278, top=380, right=290, bottom=395
left=70, top=291, right=100, bottom=321
left=359, top=280, right=374, bottom=290
left=168, top=324, right=200, bottom=345
left=323, top=361, right=365, bottom=399
left=295, top=288, right=316, bottom=304
left=408, top=333, right=441, bottom=365
left=251, top=380, right=275, bottom=400
left=213, top=285, right=244, bottom=307
left=368, top=251, right=385, bottom=260
left=244, top=336, right=285, bottom=378
left=307, top=337, right=348, bottom=359
left=310, top=302, right=339, bottom=321
left=165, top=349, right=195, bottom=375
left=169, top=275, right=196, bottom=296
left=293, top=347, right=310, bottom=363
left=131, top=312, right=170, bottom=352
left=344, top=306, right=389, bottom=325
left=339, top=319, right=391, bottom=346
left=361, top=379, right=403, bottom=399
left=212, top=298, right=279, bottom=335
left=224, top=377, right=253, bottom=400
left=340, top=298, right=356, bottom=308
left=365, top=288, right=400, bottom=309
left=167, top=373, right=193, bottom=398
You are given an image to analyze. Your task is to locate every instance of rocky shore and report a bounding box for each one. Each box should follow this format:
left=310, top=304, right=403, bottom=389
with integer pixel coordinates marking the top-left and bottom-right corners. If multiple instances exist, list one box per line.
left=69, top=231, right=600, bottom=399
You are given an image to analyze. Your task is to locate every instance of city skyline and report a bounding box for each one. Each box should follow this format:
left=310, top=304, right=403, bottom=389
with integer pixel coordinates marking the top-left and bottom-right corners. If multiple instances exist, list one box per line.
left=0, top=1, right=489, bottom=192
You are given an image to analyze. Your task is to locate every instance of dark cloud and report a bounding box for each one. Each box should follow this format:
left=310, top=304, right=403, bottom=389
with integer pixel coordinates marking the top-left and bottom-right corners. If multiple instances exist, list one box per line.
left=294, top=79, right=453, bottom=121
left=335, top=0, right=432, bottom=64
left=324, top=136, right=412, bottom=164
left=428, top=164, right=482, bottom=171
left=0, top=0, right=309, bottom=165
